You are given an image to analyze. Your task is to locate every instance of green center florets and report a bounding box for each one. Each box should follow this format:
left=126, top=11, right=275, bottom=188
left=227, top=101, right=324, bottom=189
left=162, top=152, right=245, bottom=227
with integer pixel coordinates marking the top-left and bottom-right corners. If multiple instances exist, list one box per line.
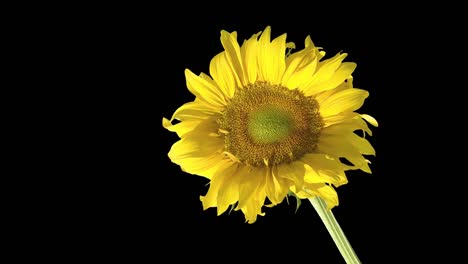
left=248, top=106, right=294, bottom=144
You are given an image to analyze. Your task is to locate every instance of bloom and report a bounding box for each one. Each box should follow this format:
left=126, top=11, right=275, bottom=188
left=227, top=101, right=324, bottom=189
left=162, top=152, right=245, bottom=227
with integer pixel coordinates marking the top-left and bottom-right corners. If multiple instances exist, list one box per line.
left=163, top=26, right=377, bottom=223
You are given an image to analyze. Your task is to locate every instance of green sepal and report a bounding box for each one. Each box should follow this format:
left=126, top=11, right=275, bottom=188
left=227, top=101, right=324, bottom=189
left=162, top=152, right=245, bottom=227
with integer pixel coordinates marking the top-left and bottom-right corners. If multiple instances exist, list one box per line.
left=287, top=191, right=302, bottom=213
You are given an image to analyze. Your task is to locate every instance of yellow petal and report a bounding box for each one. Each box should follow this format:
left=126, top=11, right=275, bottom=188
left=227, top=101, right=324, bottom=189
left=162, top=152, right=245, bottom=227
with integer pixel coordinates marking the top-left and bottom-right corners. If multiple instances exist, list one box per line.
left=162, top=117, right=172, bottom=129
left=282, top=46, right=319, bottom=89
left=304, top=62, right=356, bottom=94
left=168, top=131, right=223, bottom=160
left=209, top=52, right=236, bottom=99
left=319, top=88, right=369, bottom=117
left=163, top=108, right=220, bottom=138
left=350, top=133, right=375, bottom=155
left=267, top=33, right=287, bottom=83
left=314, top=77, right=354, bottom=104
left=199, top=73, right=229, bottom=104
left=304, top=35, right=315, bottom=48
left=240, top=32, right=261, bottom=84
left=352, top=115, right=374, bottom=136
left=291, top=182, right=338, bottom=209
left=304, top=35, right=316, bottom=49
left=301, top=154, right=348, bottom=187
left=256, top=26, right=271, bottom=82
left=168, top=125, right=225, bottom=178
left=178, top=154, right=226, bottom=179
left=185, top=69, right=227, bottom=108
left=163, top=118, right=201, bottom=137
left=168, top=101, right=220, bottom=122
left=284, top=46, right=315, bottom=74
left=256, top=26, right=287, bottom=84
left=265, top=166, right=290, bottom=205
left=239, top=196, right=265, bottom=224
left=322, top=114, right=373, bottom=136
left=318, top=133, right=372, bottom=173
left=277, top=161, right=305, bottom=192
left=301, top=53, right=348, bottom=95
left=361, top=114, right=379, bottom=127
left=314, top=184, right=339, bottom=209
left=200, top=160, right=236, bottom=209
left=304, top=36, right=325, bottom=60
left=216, top=163, right=244, bottom=215
left=220, top=30, right=247, bottom=87
left=200, top=178, right=222, bottom=210
left=234, top=167, right=268, bottom=224
left=322, top=112, right=359, bottom=127
left=321, top=112, right=376, bottom=148
left=237, top=167, right=266, bottom=209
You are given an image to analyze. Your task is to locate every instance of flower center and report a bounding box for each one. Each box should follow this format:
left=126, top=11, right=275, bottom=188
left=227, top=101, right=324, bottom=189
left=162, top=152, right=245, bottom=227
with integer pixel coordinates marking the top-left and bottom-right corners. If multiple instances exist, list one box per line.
left=248, top=105, right=294, bottom=144
left=218, top=81, right=323, bottom=167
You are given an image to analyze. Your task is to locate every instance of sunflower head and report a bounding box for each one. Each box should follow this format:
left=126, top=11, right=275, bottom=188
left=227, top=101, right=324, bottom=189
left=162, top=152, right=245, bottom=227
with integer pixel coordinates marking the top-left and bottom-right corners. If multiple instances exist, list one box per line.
left=163, top=26, right=378, bottom=223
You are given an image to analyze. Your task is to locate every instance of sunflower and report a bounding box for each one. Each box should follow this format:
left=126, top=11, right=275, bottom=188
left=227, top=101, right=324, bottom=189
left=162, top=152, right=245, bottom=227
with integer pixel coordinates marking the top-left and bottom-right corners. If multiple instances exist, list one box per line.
left=163, top=26, right=377, bottom=224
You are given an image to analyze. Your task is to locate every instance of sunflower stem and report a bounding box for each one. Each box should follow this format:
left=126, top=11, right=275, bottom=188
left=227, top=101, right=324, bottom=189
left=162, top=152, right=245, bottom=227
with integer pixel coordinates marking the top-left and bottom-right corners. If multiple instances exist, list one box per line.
left=308, top=197, right=361, bottom=264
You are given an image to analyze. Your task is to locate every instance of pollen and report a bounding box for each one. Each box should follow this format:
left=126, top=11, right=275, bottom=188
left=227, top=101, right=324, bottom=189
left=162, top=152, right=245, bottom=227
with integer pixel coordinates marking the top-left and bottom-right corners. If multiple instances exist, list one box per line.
left=218, top=81, right=323, bottom=167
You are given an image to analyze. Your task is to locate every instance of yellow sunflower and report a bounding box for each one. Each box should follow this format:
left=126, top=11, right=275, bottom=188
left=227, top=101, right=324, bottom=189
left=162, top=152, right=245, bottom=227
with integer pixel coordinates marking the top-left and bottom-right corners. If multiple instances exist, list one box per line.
left=163, top=26, right=377, bottom=224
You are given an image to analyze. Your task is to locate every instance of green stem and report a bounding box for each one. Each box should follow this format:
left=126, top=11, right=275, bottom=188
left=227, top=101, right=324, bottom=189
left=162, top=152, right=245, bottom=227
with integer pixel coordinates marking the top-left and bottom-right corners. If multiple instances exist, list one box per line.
left=308, top=197, right=361, bottom=264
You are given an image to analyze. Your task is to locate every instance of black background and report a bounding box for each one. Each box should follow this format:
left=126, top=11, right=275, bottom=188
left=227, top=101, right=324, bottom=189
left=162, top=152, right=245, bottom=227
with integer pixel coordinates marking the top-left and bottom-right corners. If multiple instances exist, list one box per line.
left=73, top=4, right=451, bottom=263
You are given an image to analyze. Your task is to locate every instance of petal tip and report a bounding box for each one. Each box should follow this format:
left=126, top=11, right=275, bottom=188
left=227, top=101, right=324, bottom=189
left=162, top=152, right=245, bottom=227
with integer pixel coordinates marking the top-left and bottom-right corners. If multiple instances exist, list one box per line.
left=162, top=117, right=172, bottom=128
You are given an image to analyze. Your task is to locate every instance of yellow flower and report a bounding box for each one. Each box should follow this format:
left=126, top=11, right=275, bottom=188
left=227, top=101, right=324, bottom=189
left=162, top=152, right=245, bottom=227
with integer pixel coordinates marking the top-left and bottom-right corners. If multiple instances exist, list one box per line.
left=163, top=26, right=377, bottom=223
